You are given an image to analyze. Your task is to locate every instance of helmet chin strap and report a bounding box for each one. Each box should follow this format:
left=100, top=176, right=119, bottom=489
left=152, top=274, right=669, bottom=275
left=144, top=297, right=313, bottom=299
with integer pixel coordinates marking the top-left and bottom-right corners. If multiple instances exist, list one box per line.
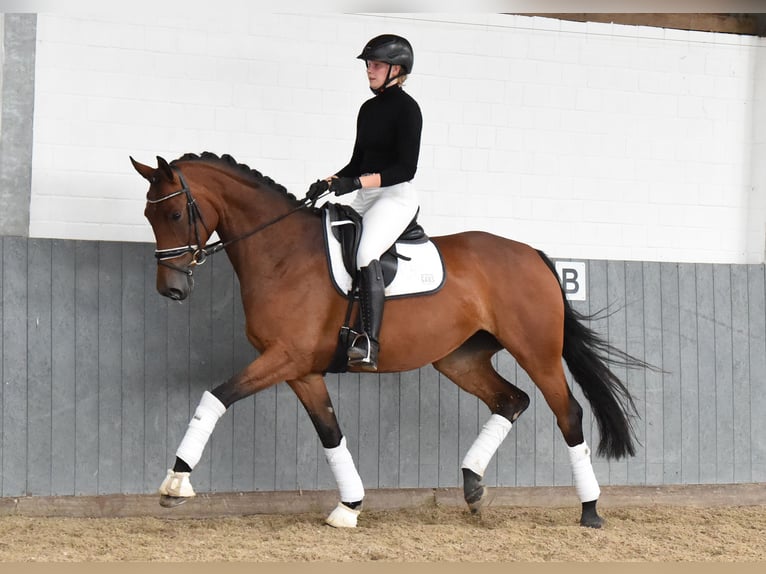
left=371, top=63, right=402, bottom=95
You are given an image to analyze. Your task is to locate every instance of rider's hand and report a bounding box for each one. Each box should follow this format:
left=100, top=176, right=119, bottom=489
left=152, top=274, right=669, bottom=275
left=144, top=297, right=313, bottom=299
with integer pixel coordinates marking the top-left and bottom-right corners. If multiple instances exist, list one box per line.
left=306, top=179, right=330, bottom=202
left=330, top=177, right=362, bottom=196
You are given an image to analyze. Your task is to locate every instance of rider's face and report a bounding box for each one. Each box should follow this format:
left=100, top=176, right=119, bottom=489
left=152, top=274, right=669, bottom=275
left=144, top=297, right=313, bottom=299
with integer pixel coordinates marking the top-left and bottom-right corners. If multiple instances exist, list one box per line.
left=366, top=60, right=400, bottom=91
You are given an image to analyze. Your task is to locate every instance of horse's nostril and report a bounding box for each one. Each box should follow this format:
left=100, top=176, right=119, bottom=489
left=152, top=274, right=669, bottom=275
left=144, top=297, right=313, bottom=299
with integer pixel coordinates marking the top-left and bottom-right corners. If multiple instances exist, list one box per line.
left=164, top=288, right=186, bottom=301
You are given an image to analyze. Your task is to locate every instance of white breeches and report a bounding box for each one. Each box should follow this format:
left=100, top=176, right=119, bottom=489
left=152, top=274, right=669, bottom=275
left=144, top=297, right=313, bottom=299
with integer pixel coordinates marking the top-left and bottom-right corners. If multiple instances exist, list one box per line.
left=350, top=181, right=419, bottom=268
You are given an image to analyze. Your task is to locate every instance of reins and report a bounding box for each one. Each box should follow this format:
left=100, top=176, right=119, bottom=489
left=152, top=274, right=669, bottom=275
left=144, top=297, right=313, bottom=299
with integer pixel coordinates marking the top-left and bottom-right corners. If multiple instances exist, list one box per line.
left=149, top=166, right=324, bottom=276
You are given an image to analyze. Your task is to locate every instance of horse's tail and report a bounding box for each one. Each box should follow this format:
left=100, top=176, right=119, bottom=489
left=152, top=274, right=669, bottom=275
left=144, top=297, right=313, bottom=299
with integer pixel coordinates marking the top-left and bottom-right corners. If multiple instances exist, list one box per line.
left=537, top=250, right=650, bottom=460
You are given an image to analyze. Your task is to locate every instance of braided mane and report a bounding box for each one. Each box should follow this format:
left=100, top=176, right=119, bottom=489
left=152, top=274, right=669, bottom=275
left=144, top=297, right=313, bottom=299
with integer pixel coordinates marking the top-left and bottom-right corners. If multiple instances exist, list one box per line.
left=172, top=151, right=301, bottom=204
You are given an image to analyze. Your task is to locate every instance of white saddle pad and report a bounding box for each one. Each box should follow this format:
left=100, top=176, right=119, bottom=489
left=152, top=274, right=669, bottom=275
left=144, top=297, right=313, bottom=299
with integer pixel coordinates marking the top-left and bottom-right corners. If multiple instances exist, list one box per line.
left=323, top=210, right=445, bottom=299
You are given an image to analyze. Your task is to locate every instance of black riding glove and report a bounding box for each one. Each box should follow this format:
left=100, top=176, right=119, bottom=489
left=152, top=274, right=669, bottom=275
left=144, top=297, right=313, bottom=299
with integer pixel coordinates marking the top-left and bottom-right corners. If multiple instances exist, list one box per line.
left=306, top=179, right=329, bottom=202
left=330, top=176, right=362, bottom=196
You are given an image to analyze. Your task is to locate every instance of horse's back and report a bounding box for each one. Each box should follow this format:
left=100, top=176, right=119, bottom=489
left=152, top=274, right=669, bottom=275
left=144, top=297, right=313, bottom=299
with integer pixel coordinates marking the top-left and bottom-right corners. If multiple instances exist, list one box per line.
left=432, top=230, right=546, bottom=272
left=431, top=229, right=563, bottom=319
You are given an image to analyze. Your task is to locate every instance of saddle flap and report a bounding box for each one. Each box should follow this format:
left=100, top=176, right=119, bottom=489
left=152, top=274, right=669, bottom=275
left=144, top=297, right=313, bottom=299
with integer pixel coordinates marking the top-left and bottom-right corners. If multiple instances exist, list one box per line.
left=322, top=202, right=443, bottom=296
left=326, top=203, right=363, bottom=279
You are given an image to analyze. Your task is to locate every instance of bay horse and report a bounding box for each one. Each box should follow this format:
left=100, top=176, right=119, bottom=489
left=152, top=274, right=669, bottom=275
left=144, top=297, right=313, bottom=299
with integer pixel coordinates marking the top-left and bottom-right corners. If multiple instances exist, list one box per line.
left=131, top=152, right=646, bottom=529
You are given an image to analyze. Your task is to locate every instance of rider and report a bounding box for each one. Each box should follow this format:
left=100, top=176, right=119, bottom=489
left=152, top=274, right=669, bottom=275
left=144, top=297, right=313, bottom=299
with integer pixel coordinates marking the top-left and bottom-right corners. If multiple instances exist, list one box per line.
left=307, top=34, right=423, bottom=372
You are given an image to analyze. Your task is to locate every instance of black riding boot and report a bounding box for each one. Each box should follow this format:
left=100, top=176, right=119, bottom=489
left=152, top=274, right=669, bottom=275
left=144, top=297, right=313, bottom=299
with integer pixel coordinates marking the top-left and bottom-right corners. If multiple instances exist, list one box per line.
left=347, top=259, right=384, bottom=371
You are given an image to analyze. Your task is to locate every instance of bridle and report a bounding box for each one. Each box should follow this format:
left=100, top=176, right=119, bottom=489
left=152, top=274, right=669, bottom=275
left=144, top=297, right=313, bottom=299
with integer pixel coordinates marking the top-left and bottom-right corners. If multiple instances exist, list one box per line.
left=147, top=166, right=312, bottom=277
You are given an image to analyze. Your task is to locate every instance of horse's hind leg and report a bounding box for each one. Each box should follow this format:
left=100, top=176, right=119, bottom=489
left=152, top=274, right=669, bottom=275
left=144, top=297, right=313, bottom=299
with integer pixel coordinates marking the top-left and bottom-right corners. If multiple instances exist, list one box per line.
left=432, top=331, right=531, bottom=514
left=515, top=355, right=603, bottom=528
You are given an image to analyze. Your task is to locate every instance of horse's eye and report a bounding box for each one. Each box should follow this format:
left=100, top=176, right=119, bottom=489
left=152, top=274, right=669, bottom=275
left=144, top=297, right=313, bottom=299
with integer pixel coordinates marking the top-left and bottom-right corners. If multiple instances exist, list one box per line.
left=171, top=211, right=182, bottom=221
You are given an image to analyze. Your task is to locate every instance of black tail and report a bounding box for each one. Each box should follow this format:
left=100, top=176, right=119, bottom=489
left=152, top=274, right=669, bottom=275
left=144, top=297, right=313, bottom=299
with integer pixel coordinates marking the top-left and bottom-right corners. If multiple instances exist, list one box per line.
left=537, top=250, right=653, bottom=460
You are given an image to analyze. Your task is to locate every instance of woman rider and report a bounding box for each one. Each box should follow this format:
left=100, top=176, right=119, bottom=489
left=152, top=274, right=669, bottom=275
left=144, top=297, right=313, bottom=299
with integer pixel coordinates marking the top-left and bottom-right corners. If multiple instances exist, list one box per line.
left=307, top=34, right=423, bottom=372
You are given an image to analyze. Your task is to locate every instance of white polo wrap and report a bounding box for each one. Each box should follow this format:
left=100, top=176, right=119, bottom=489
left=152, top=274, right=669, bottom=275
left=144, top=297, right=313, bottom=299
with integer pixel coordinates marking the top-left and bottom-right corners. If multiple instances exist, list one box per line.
left=175, top=390, right=226, bottom=470
left=461, top=413, right=513, bottom=477
left=568, top=441, right=601, bottom=502
left=324, top=436, right=365, bottom=503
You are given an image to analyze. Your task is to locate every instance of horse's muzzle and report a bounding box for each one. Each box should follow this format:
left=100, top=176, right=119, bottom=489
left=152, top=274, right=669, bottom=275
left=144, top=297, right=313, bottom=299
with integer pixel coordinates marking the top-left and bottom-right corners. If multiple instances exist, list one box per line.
left=157, top=270, right=193, bottom=301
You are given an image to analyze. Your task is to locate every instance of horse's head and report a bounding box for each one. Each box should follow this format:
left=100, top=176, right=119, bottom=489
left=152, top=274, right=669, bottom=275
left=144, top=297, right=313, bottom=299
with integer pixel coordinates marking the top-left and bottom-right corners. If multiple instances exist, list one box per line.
left=131, top=155, right=216, bottom=301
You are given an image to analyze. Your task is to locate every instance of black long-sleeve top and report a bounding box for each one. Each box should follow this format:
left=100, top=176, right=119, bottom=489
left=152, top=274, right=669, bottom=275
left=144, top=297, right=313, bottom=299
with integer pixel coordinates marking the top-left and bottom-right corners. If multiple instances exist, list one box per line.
left=335, top=86, right=422, bottom=187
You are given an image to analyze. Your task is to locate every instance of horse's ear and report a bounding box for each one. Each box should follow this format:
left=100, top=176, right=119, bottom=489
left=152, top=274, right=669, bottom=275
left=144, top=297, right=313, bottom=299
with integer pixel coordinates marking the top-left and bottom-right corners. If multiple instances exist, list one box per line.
left=130, top=156, right=155, bottom=181
left=156, top=156, right=175, bottom=182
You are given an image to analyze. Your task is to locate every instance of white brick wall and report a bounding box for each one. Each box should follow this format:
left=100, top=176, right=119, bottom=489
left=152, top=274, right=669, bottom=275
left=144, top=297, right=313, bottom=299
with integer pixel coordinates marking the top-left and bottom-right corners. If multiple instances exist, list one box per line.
left=28, top=12, right=766, bottom=263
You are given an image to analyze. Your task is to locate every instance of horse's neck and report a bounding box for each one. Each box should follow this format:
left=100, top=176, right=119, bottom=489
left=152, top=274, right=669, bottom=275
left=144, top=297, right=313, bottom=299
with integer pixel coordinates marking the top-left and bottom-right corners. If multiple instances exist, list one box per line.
left=212, top=181, right=322, bottom=283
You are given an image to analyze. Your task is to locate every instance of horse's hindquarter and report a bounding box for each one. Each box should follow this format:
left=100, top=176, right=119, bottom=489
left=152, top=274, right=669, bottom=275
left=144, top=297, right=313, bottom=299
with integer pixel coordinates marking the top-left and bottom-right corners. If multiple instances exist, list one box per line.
left=374, top=231, right=564, bottom=372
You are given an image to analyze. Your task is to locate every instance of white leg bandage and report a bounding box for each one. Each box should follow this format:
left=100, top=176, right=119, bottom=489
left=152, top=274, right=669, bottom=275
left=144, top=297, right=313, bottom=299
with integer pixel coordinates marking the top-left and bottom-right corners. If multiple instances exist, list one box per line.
left=461, top=414, right=513, bottom=477
left=324, top=436, right=365, bottom=503
left=175, top=390, right=226, bottom=470
left=568, top=441, right=601, bottom=502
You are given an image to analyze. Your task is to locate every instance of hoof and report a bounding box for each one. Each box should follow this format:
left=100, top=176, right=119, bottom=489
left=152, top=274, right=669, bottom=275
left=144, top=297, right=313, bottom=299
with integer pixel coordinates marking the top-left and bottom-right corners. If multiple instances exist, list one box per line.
left=159, top=494, right=190, bottom=508
left=467, top=488, right=488, bottom=514
left=325, top=502, right=361, bottom=528
left=462, top=468, right=487, bottom=514
left=580, top=500, right=603, bottom=528
left=158, top=469, right=196, bottom=507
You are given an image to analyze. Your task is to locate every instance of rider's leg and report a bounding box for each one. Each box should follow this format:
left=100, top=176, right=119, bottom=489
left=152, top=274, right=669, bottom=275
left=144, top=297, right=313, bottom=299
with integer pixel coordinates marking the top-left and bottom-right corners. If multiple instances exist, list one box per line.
left=347, top=259, right=384, bottom=370
left=348, top=182, right=418, bottom=371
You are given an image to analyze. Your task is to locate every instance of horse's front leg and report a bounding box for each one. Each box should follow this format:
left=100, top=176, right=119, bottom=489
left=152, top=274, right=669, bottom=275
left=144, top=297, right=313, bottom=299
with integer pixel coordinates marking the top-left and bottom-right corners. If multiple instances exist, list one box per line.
left=288, top=375, right=365, bottom=528
left=158, top=346, right=303, bottom=508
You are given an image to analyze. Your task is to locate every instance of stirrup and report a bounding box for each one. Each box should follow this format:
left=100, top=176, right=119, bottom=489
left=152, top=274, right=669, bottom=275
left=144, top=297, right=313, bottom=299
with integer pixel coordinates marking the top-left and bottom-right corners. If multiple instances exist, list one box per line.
left=347, top=333, right=378, bottom=370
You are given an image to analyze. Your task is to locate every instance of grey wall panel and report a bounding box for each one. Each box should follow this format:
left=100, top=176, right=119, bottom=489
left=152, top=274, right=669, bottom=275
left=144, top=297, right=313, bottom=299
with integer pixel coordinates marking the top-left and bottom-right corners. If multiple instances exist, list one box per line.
left=696, top=264, right=717, bottom=483
left=624, top=260, right=647, bottom=485
left=378, top=372, right=400, bottom=488
left=74, top=242, right=99, bottom=495
left=642, top=261, right=664, bottom=486
left=97, top=242, right=123, bottom=495
left=749, top=266, right=766, bottom=482
left=51, top=240, right=76, bottom=495
left=660, top=262, right=682, bottom=484
left=731, top=265, right=752, bottom=483
left=2, top=238, right=766, bottom=500
left=121, top=243, right=147, bottom=494
left=417, top=364, right=439, bottom=487
left=397, top=370, right=420, bottom=488
left=713, top=265, right=735, bottom=484
left=27, top=239, right=52, bottom=496
left=678, top=263, right=700, bottom=484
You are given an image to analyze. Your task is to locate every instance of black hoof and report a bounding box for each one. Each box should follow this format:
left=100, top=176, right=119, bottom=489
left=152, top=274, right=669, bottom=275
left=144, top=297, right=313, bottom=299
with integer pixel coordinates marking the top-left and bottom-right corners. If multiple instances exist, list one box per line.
left=580, top=500, right=603, bottom=528
left=462, top=468, right=487, bottom=514
left=159, top=495, right=190, bottom=508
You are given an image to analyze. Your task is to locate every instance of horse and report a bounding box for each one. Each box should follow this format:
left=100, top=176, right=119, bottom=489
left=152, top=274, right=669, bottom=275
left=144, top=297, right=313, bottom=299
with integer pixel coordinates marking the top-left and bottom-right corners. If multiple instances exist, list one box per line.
left=131, top=151, right=648, bottom=529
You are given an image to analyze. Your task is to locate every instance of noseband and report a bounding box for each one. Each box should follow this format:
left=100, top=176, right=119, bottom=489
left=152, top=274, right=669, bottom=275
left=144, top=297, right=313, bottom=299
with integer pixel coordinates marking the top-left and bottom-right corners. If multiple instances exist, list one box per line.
left=147, top=166, right=310, bottom=277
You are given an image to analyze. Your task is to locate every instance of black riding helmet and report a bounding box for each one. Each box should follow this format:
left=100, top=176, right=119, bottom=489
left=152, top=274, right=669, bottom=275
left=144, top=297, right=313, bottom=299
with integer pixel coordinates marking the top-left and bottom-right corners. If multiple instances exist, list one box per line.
left=357, top=34, right=414, bottom=93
